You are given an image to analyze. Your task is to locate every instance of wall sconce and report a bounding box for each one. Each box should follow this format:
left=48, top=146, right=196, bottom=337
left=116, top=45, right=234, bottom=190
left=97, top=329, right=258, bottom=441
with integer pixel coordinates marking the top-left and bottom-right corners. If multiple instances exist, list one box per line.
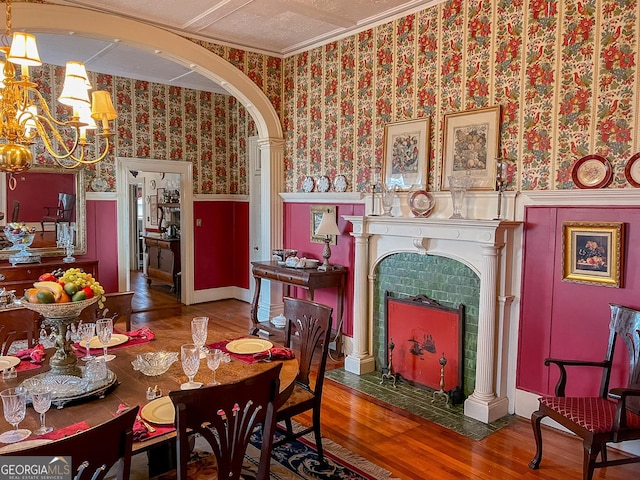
left=315, top=212, right=341, bottom=271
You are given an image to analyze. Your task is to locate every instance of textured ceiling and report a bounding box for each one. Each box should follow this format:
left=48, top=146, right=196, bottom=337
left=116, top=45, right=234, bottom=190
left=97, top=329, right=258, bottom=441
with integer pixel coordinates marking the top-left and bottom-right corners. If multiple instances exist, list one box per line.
left=31, top=0, right=436, bottom=93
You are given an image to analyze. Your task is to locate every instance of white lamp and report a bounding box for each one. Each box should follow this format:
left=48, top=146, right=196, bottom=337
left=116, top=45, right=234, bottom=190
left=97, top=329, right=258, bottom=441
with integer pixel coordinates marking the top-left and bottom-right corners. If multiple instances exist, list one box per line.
left=315, top=212, right=341, bottom=271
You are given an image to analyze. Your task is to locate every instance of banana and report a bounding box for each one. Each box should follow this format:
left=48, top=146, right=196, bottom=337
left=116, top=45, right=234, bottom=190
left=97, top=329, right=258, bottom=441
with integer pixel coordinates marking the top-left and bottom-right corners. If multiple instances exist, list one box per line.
left=33, top=281, right=64, bottom=301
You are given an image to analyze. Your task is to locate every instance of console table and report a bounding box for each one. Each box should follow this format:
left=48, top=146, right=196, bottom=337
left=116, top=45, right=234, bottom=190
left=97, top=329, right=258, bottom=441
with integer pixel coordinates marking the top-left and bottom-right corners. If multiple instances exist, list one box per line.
left=250, top=261, right=346, bottom=352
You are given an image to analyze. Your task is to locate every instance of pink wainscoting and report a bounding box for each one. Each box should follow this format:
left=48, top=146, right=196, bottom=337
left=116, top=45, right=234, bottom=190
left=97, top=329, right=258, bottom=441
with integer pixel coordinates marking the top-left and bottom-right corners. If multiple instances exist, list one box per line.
left=517, top=206, right=640, bottom=397
left=83, top=199, right=119, bottom=293
left=283, top=203, right=364, bottom=337
left=193, top=201, right=249, bottom=290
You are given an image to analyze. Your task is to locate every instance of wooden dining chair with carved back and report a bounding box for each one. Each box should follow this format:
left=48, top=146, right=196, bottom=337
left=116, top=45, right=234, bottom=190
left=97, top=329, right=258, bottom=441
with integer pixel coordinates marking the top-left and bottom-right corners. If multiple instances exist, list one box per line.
left=529, top=303, right=640, bottom=480
left=168, top=364, right=282, bottom=480
left=40, top=192, right=75, bottom=232
left=272, top=296, right=333, bottom=461
left=77, top=291, right=135, bottom=332
left=3, top=405, right=139, bottom=480
left=0, top=308, right=40, bottom=355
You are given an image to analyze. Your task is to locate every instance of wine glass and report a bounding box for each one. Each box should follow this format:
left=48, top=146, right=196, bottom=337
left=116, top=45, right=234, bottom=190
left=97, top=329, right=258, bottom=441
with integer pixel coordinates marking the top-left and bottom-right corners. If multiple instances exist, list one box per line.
left=206, top=349, right=222, bottom=386
left=0, top=387, right=31, bottom=443
left=191, top=317, right=209, bottom=359
left=79, top=322, right=96, bottom=361
left=95, top=318, right=115, bottom=362
left=30, top=387, right=53, bottom=435
left=180, top=343, right=202, bottom=390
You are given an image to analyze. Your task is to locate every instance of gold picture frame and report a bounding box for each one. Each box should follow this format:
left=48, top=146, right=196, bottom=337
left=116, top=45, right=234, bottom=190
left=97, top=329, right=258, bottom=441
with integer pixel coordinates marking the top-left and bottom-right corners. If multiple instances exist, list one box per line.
left=441, top=106, right=501, bottom=191
left=383, top=118, right=430, bottom=191
left=310, top=205, right=337, bottom=245
left=562, top=222, right=625, bottom=288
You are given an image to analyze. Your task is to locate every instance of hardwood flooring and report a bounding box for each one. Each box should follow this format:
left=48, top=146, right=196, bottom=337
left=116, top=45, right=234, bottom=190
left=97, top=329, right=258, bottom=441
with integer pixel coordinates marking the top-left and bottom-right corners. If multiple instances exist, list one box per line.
left=129, top=271, right=640, bottom=479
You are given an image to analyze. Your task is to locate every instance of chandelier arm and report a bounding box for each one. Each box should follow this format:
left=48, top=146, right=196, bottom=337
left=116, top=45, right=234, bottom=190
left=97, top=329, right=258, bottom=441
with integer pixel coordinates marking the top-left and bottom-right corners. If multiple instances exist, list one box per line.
left=33, top=115, right=80, bottom=160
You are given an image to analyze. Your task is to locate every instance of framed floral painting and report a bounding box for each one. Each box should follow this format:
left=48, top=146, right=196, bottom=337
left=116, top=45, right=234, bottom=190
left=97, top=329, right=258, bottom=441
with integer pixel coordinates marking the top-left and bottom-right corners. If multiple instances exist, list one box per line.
left=441, top=106, right=500, bottom=191
left=382, top=118, right=430, bottom=191
left=562, top=222, right=625, bottom=288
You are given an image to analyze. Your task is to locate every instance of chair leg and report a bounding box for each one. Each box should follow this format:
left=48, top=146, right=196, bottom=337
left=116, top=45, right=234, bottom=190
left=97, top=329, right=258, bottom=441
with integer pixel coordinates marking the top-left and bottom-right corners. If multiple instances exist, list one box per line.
left=312, top=408, right=324, bottom=462
left=284, top=418, right=293, bottom=436
left=582, top=442, right=599, bottom=480
left=528, top=410, right=544, bottom=470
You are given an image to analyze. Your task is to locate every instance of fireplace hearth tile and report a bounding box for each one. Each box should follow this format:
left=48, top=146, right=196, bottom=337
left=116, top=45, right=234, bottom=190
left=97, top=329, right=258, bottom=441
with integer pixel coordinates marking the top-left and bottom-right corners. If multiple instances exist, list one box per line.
left=326, top=368, right=515, bottom=440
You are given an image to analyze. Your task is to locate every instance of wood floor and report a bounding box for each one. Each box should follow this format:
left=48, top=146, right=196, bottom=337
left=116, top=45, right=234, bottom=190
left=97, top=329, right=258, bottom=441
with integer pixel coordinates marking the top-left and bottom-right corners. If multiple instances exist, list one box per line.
left=129, top=271, right=640, bottom=479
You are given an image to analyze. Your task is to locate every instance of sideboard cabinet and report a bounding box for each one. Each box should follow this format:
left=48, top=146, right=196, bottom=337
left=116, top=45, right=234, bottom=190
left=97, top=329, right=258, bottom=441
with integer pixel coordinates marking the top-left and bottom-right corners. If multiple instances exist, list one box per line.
left=0, top=259, right=99, bottom=295
left=143, top=236, right=180, bottom=291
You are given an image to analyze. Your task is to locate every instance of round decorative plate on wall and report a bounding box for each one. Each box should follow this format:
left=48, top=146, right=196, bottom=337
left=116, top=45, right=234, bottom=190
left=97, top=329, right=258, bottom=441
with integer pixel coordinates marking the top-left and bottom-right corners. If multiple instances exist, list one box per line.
left=302, top=176, right=315, bottom=193
left=316, top=175, right=330, bottom=193
left=408, top=190, right=435, bottom=217
left=625, top=152, right=640, bottom=188
left=333, top=175, right=347, bottom=192
left=572, top=155, right=612, bottom=189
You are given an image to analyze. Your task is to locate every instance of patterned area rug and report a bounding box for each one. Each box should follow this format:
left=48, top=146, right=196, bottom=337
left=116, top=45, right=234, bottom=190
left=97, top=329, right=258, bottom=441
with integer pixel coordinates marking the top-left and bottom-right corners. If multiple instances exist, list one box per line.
left=134, top=424, right=397, bottom=480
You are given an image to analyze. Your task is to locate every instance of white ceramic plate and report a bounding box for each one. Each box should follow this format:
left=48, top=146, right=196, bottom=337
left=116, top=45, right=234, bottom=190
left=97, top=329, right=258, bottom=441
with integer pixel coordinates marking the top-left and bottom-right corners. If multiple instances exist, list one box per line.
left=0, top=356, right=20, bottom=370
left=80, top=333, right=129, bottom=349
left=226, top=338, right=273, bottom=355
left=0, top=439, right=53, bottom=453
left=140, top=396, right=175, bottom=425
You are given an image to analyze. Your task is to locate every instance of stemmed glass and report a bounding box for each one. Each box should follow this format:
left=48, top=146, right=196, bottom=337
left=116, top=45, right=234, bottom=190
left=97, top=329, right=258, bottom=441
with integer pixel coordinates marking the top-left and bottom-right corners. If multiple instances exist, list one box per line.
left=79, top=322, right=96, bottom=361
left=0, top=387, right=31, bottom=443
left=191, top=317, right=209, bottom=359
left=180, top=343, right=202, bottom=390
left=206, top=349, right=222, bottom=386
left=30, top=387, right=53, bottom=435
left=95, top=318, right=115, bottom=362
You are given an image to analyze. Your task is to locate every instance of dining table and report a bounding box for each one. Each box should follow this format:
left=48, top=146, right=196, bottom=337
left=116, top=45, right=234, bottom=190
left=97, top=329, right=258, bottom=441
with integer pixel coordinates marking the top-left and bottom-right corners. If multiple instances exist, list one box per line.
left=0, top=325, right=299, bottom=462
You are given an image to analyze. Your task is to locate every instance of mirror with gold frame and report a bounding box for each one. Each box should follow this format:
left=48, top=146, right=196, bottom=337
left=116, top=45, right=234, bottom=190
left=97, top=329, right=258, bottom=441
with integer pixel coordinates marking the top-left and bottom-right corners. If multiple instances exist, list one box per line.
left=0, top=167, right=86, bottom=259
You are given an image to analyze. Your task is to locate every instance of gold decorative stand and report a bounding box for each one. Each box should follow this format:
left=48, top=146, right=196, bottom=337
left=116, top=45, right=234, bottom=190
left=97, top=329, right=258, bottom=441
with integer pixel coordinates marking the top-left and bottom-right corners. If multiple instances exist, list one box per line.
left=432, top=353, right=450, bottom=408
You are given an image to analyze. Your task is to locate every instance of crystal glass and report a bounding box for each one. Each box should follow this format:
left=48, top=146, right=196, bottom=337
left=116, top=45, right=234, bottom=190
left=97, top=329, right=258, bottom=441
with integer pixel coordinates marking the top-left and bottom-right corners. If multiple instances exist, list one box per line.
left=448, top=175, right=474, bottom=219
left=79, top=322, right=96, bottom=361
left=180, top=343, right=202, bottom=390
left=381, top=184, right=397, bottom=216
left=30, top=387, right=53, bottom=435
left=95, top=318, right=115, bottom=362
left=0, top=387, right=31, bottom=443
left=191, top=317, right=209, bottom=359
left=206, top=349, right=223, bottom=386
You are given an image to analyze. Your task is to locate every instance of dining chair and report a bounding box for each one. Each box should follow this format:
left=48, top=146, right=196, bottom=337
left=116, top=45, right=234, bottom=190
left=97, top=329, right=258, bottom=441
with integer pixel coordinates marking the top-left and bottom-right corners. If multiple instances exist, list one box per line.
left=3, top=405, right=139, bottom=480
left=169, top=363, right=282, bottom=480
left=40, top=192, right=75, bottom=232
left=0, top=308, right=40, bottom=355
left=272, top=296, right=333, bottom=461
left=78, top=291, right=135, bottom=331
left=529, top=303, right=640, bottom=480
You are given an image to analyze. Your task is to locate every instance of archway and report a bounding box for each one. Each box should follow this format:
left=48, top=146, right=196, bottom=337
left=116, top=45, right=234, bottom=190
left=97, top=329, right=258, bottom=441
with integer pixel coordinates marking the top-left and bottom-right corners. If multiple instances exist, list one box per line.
left=10, top=3, right=285, bottom=302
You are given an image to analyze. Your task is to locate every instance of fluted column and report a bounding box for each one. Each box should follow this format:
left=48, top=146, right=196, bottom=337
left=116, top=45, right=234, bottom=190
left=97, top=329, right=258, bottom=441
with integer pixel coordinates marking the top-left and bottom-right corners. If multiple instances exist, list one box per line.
left=464, top=245, right=509, bottom=423
left=345, top=230, right=375, bottom=374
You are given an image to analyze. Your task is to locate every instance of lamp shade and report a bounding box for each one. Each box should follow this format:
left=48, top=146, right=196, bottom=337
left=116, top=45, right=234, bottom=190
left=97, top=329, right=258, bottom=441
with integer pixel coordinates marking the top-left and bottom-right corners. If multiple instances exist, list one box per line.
left=90, top=91, right=118, bottom=121
left=315, top=212, right=341, bottom=236
left=8, top=32, right=41, bottom=67
left=58, top=61, right=91, bottom=109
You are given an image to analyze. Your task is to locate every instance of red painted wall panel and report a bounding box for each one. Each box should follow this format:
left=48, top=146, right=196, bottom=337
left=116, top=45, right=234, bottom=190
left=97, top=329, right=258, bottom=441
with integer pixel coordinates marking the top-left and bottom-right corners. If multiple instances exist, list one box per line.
left=7, top=172, right=76, bottom=223
left=518, top=206, right=640, bottom=396
left=283, top=202, right=364, bottom=337
left=82, top=200, right=118, bottom=293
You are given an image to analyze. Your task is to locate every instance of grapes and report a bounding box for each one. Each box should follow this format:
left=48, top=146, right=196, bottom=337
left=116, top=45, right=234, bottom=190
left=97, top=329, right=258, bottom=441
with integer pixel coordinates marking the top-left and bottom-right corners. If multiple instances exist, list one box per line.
left=58, top=267, right=105, bottom=307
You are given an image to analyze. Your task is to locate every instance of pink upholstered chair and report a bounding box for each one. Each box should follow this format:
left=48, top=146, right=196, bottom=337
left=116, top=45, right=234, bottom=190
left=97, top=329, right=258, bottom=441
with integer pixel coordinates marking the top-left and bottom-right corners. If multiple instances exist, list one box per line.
left=529, top=303, right=640, bottom=479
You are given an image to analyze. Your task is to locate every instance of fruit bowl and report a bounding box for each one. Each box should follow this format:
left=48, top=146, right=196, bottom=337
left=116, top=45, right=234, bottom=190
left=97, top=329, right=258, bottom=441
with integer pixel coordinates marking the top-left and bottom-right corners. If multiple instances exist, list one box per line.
left=20, top=296, right=99, bottom=319
left=4, top=230, right=35, bottom=248
left=132, top=351, right=179, bottom=376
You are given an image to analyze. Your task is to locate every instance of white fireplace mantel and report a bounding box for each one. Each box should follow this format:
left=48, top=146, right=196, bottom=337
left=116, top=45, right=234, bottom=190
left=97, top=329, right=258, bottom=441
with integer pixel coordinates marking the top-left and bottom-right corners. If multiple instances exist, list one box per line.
left=344, top=215, right=521, bottom=424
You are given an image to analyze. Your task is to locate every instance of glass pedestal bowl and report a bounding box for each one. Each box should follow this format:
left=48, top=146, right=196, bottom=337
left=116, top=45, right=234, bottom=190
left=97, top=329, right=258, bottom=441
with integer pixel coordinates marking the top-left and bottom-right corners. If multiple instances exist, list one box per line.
left=4, top=228, right=38, bottom=265
left=132, top=351, right=179, bottom=376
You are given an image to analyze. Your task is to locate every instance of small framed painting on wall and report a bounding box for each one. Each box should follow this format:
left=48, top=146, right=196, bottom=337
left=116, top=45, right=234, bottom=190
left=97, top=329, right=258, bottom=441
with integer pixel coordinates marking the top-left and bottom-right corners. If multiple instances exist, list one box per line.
left=562, top=221, right=625, bottom=288
left=383, top=118, right=430, bottom=191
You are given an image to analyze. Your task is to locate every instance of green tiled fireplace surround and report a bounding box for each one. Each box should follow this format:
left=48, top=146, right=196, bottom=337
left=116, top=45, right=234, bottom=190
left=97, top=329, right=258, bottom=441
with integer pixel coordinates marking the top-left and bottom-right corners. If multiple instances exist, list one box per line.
left=373, top=253, right=480, bottom=397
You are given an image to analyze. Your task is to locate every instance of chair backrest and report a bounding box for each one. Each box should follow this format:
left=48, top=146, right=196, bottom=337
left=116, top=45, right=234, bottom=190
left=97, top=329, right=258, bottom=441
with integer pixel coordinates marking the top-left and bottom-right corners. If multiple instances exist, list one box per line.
left=283, top=297, right=333, bottom=393
left=3, top=406, right=138, bottom=480
left=58, top=193, right=75, bottom=221
left=607, top=304, right=640, bottom=414
left=169, top=364, right=282, bottom=480
left=0, top=308, right=40, bottom=355
left=77, top=291, right=134, bottom=332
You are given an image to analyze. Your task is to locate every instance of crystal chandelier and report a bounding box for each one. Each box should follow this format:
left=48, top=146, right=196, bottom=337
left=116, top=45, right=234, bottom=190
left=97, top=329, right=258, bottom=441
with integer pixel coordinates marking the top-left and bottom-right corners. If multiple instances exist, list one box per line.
left=0, top=0, right=117, bottom=172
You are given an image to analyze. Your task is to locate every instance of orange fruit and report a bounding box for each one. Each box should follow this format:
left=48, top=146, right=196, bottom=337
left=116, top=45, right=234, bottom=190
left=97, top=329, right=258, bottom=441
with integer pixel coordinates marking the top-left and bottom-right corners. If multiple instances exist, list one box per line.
left=55, top=290, right=71, bottom=303
left=24, top=288, right=40, bottom=304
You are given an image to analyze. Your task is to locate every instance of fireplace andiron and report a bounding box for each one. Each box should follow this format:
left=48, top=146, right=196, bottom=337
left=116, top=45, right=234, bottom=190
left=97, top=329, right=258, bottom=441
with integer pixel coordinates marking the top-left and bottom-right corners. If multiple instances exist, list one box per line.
left=432, top=352, right=450, bottom=408
left=380, top=338, right=397, bottom=388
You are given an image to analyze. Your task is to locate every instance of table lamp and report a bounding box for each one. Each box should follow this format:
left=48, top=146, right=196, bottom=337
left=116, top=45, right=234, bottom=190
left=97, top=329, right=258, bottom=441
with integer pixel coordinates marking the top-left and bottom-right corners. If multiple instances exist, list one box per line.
left=315, top=212, right=341, bottom=271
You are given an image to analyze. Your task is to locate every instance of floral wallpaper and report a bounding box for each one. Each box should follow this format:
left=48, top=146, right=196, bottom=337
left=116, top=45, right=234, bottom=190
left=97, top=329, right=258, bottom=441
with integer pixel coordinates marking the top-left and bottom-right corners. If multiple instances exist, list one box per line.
left=30, top=64, right=256, bottom=195
left=283, top=0, right=640, bottom=192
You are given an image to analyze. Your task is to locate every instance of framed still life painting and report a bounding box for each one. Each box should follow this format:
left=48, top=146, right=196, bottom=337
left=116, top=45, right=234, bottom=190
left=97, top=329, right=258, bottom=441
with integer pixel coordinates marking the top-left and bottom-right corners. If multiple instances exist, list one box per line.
left=441, top=106, right=500, bottom=191
left=562, top=222, right=625, bottom=288
left=382, top=118, right=430, bottom=191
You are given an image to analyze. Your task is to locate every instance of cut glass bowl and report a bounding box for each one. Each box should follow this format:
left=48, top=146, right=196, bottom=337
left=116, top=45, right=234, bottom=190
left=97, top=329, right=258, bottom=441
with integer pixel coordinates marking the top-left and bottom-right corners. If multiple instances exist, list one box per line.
left=132, top=351, right=178, bottom=376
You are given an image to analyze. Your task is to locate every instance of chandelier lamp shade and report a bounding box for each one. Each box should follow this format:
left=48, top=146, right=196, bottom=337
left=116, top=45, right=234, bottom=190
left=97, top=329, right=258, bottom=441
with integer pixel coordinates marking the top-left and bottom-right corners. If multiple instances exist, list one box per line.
left=0, top=0, right=118, bottom=173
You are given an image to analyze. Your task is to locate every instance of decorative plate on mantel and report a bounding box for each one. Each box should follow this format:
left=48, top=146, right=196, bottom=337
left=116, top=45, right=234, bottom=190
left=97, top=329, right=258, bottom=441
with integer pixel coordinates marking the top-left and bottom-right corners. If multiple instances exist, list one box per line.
left=572, top=155, right=612, bottom=189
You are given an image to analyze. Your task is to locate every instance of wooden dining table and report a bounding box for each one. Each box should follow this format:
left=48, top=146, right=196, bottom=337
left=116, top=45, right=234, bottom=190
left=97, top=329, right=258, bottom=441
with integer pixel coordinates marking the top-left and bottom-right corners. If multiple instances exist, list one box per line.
left=0, top=326, right=299, bottom=457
